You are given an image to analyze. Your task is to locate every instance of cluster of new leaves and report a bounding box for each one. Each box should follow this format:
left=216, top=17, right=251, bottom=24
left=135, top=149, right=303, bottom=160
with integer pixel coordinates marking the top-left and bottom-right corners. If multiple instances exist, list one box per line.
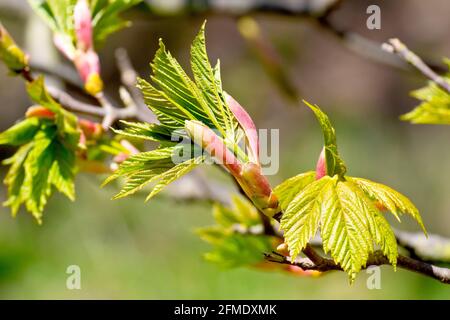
left=29, top=0, right=141, bottom=48
left=197, top=196, right=274, bottom=268
left=0, top=77, right=79, bottom=223
left=401, top=58, right=450, bottom=125
left=274, top=102, right=427, bottom=280
left=104, top=23, right=246, bottom=199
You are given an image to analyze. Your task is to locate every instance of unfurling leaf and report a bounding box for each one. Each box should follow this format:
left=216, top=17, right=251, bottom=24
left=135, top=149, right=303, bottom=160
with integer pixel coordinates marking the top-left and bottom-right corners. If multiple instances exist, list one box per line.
left=107, top=22, right=267, bottom=204
left=103, top=145, right=204, bottom=200
left=401, top=75, right=450, bottom=125
left=274, top=103, right=426, bottom=280
left=0, top=77, right=79, bottom=223
left=29, top=0, right=141, bottom=48
left=303, top=101, right=346, bottom=177
left=197, top=196, right=274, bottom=268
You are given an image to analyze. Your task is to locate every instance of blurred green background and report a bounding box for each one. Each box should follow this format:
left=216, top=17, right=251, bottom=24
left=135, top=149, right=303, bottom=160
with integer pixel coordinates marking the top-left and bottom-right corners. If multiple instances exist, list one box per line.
left=0, top=0, right=449, bottom=299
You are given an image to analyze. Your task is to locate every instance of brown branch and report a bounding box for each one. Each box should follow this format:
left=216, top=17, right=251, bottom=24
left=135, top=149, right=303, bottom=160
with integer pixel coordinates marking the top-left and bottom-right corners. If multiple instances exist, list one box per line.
left=265, top=250, right=450, bottom=284
left=18, top=63, right=151, bottom=127
left=382, top=38, right=450, bottom=93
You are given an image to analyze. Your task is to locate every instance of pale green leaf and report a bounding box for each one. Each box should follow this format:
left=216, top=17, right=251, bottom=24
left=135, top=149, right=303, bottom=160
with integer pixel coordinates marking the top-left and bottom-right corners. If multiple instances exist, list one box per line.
left=150, top=40, right=216, bottom=128
left=145, top=155, right=205, bottom=201
left=347, top=177, right=426, bottom=234
left=273, top=171, right=315, bottom=211
left=0, top=117, right=41, bottom=146
left=321, top=180, right=374, bottom=280
left=191, top=22, right=236, bottom=136
left=279, top=173, right=405, bottom=280
left=281, top=176, right=335, bottom=259
left=401, top=80, right=450, bottom=125
left=91, top=0, right=141, bottom=47
left=2, top=144, right=33, bottom=216
left=112, top=120, right=173, bottom=142
left=197, top=196, right=273, bottom=268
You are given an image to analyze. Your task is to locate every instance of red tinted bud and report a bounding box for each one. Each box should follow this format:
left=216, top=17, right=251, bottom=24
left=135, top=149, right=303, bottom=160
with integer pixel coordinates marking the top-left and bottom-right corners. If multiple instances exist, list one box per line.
left=25, top=105, right=55, bottom=119
left=315, top=147, right=326, bottom=180
left=78, top=118, right=103, bottom=138
left=74, top=50, right=103, bottom=95
left=225, top=92, right=259, bottom=164
left=113, top=140, right=140, bottom=164
left=74, top=0, right=93, bottom=51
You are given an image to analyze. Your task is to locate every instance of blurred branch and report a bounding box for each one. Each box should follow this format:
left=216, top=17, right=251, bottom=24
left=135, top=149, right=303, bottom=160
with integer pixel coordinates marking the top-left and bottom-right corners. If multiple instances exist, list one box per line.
left=395, top=229, right=450, bottom=264
left=115, top=47, right=156, bottom=123
left=141, top=0, right=445, bottom=74
left=382, top=38, right=450, bottom=93
left=29, top=59, right=82, bottom=88
left=20, top=67, right=150, bottom=127
left=237, top=16, right=299, bottom=102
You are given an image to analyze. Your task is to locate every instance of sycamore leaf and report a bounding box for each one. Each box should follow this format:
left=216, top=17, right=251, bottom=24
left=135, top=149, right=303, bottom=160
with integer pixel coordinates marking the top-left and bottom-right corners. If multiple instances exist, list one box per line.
left=278, top=175, right=404, bottom=280
left=150, top=39, right=220, bottom=130
left=0, top=117, right=41, bottom=146
left=112, top=120, right=173, bottom=142
left=191, top=22, right=237, bottom=138
left=2, top=122, right=78, bottom=222
left=137, top=23, right=245, bottom=160
left=1, top=78, right=79, bottom=222
left=137, top=77, right=192, bottom=129
left=280, top=176, right=335, bottom=260
left=29, top=0, right=141, bottom=48
left=91, top=0, right=141, bottom=47
left=273, top=171, right=316, bottom=211
left=27, top=77, right=80, bottom=148
left=304, top=101, right=347, bottom=177
left=347, top=177, right=426, bottom=234
left=2, top=144, right=33, bottom=216
left=275, top=104, right=425, bottom=280
left=104, top=146, right=204, bottom=200
left=197, top=196, right=273, bottom=268
left=401, top=79, right=450, bottom=125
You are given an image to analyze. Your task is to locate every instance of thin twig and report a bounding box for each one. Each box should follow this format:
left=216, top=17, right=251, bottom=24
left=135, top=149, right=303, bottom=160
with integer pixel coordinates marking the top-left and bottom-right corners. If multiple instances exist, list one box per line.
left=115, top=48, right=156, bottom=123
left=382, top=38, right=450, bottom=93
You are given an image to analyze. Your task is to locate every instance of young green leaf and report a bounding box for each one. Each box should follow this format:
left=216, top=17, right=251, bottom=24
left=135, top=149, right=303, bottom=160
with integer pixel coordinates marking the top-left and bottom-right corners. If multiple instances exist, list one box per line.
left=272, top=171, right=316, bottom=211
left=104, top=146, right=204, bottom=200
left=112, top=120, right=174, bottom=142
left=401, top=77, right=450, bottom=125
left=346, top=177, right=426, bottom=234
left=274, top=103, right=426, bottom=280
left=0, top=117, right=41, bottom=146
left=1, top=78, right=79, bottom=223
left=90, top=0, right=141, bottom=47
left=29, top=0, right=141, bottom=48
left=197, top=196, right=274, bottom=268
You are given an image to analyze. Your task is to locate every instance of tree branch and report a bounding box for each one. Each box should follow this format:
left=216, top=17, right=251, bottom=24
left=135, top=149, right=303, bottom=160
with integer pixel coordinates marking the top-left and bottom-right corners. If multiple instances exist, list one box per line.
left=382, top=38, right=450, bottom=93
left=265, top=250, right=450, bottom=284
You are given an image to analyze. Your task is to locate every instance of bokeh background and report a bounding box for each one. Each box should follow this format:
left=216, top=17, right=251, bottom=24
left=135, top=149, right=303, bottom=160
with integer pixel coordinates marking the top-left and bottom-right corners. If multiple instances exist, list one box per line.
left=0, top=0, right=449, bottom=299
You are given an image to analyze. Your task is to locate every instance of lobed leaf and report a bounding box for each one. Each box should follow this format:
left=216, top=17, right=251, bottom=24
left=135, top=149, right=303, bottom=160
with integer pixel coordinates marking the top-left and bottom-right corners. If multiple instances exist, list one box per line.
left=273, top=171, right=315, bottom=211
left=278, top=174, right=414, bottom=280
left=401, top=80, right=450, bottom=125
left=197, top=196, right=273, bottom=268
left=280, top=176, right=335, bottom=259
left=347, top=177, right=426, bottom=234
